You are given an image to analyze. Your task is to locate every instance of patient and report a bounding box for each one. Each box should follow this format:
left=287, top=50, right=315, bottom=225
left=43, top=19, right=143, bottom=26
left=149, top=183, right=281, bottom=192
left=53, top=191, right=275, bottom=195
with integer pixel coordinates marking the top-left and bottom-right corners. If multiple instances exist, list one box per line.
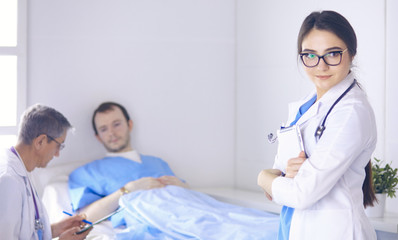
left=69, top=101, right=279, bottom=239
left=68, top=102, right=188, bottom=224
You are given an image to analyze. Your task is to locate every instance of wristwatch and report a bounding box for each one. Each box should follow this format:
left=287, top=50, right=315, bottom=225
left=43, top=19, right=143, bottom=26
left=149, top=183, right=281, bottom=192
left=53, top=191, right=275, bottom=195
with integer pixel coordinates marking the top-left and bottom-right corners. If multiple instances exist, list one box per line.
left=119, top=186, right=129, bottom=195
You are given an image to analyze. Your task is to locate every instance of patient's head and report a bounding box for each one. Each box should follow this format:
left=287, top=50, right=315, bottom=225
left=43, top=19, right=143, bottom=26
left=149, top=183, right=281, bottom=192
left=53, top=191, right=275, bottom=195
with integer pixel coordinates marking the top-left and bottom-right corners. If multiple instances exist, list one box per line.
left=92, top=102, right=133, bottom=153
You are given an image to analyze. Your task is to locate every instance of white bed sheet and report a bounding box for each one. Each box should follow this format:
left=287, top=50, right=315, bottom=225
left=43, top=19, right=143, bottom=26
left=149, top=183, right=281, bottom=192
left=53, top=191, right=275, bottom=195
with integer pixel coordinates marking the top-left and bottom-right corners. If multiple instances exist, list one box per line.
left=42, top=181, right=118, bottom=240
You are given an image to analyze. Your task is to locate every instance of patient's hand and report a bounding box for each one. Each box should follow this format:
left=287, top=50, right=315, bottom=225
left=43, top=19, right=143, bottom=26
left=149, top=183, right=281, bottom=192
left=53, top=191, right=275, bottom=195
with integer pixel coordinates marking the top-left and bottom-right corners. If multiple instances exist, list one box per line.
left=285, top=151, right=306, bottom=178
left=125, top=177, right=165, bottom=191
left=158, top=176, right=189, bottom=188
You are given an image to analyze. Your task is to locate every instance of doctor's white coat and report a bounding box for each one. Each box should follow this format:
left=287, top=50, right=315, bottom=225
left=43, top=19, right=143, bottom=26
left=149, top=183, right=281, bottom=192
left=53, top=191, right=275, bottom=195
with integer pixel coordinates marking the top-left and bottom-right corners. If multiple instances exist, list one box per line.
left=0, top=148, right=51, bottom=240
left=272, top=73, right=377, bottom=240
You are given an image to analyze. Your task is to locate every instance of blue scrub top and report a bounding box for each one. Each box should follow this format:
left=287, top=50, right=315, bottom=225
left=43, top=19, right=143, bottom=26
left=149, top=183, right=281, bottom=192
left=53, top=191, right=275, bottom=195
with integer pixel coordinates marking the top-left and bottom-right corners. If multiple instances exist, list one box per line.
left=278, top=94, right=316, bottom=240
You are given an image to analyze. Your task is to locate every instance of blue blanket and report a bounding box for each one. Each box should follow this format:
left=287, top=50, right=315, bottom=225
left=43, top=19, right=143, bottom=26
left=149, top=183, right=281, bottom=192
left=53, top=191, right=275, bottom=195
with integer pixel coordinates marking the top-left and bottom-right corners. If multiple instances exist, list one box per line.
left=69, top=155, right=176, bottom=227
left=116, top=186, right=279, bottom=240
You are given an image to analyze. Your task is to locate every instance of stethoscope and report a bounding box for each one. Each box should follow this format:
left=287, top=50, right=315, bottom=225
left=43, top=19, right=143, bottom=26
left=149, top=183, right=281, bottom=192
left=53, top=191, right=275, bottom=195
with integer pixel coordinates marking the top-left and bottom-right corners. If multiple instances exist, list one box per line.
left=314, top=79, right=357, bottom=139
left=268, top=79, right=357, bottom=143
left=10, top=147, right=44, bottom=240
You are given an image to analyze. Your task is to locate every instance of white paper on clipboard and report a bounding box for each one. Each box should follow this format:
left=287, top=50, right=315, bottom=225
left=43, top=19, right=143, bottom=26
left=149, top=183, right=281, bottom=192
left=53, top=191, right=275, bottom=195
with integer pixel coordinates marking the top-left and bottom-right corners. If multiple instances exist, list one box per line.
left=276, top=125, right=304, bottom=172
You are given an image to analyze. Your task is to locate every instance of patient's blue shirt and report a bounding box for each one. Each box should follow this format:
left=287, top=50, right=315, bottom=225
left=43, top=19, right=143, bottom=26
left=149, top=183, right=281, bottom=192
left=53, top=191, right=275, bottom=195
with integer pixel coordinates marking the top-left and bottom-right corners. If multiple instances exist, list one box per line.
left=68, top=155, right=176, bottom=226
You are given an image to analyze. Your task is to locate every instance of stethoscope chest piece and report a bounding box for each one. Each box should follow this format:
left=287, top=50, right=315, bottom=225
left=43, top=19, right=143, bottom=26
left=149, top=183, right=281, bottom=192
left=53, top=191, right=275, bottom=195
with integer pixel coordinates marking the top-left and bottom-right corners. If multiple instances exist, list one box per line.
left=315, top=125, right=325, bottom=139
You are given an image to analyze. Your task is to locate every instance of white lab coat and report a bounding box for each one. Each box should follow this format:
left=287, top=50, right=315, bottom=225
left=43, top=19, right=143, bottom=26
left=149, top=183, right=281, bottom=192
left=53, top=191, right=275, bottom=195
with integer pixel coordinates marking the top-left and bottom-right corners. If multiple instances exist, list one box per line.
left=272, top=73, right=377, bottom=240
left=0, top=148, right=51, bottom=240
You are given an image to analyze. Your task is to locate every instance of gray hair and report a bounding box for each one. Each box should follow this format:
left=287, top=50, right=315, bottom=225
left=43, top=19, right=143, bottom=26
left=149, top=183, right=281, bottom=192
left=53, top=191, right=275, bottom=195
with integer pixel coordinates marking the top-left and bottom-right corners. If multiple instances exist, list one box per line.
left=18, top=104, right=72, bottom=144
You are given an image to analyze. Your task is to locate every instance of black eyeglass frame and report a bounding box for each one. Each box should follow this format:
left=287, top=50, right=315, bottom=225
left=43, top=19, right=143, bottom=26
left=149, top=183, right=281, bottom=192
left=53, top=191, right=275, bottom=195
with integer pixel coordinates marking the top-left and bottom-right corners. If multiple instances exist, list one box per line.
left=46, top=134, right=65, bottom=150
left=299, top=48, right=347, bottom=68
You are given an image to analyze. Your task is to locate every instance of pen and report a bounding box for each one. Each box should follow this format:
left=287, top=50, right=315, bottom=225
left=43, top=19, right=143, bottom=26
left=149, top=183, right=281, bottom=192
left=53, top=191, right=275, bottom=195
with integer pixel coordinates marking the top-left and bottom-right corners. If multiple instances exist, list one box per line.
left=63, top=211, right=93, bottom=225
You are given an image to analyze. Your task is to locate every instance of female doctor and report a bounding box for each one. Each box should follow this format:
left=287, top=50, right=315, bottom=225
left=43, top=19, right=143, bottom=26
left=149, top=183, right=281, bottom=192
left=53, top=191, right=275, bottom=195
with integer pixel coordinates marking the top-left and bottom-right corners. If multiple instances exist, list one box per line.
left=257, top=11, right=377, bottom=240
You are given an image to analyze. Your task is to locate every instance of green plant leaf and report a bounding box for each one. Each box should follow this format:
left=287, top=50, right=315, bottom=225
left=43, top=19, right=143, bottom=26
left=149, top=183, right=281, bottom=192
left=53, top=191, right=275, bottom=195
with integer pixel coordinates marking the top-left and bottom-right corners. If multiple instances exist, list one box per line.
left=372, top=157, right=398, bottom=198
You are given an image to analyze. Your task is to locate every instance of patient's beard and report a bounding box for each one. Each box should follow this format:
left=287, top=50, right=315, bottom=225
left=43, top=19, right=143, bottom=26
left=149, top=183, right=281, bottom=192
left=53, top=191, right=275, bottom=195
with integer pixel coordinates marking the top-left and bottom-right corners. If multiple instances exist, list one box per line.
left=105, top=136, right=131, bottom=153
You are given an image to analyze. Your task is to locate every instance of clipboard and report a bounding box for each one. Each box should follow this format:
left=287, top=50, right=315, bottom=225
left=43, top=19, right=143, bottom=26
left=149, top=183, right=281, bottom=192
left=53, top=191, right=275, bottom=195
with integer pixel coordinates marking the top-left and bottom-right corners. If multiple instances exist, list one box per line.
left=276, top=125, right=304, bottom=172
left=75, top=207, right=124, bottom=234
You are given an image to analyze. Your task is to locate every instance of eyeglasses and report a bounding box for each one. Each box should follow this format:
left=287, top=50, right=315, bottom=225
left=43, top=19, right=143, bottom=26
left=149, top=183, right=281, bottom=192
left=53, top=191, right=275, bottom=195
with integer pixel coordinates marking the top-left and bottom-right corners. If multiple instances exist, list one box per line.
left=300, top=49, right=347, bottom=68
left=46, top=135, right=65, bottom=150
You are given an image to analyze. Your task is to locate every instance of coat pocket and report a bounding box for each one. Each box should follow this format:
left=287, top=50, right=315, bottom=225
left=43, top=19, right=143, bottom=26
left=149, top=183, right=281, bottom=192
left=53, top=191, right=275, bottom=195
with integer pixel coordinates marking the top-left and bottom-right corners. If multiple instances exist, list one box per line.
left=292, top=209, right=354, bottom=240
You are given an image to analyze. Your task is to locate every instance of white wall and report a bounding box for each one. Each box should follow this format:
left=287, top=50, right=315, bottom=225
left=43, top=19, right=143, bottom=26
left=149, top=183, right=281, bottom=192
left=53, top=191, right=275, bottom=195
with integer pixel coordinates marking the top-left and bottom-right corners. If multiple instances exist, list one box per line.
left=28, top=0, right=398, bottom=215
left=236, top=0, right=397, bottom=214
left=28, top=0, right=236, bottom=192
left=385, top=0, right=398, bottom=214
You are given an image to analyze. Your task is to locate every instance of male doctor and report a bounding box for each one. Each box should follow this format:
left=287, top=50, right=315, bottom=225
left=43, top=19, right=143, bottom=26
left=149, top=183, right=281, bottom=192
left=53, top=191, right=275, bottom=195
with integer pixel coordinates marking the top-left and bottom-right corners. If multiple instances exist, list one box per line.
left=0, top=104, right=91, bottom=240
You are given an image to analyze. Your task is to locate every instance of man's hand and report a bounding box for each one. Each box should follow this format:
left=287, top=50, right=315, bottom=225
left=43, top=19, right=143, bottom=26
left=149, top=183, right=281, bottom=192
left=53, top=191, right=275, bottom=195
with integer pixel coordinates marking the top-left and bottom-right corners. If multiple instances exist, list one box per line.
left=51, top=214, right=91, bottom=239
left=158, top=176, right=189, bottom=188
left=124, top=177, right=165, bottom=191
left=58, top=226, right=92, bottom=240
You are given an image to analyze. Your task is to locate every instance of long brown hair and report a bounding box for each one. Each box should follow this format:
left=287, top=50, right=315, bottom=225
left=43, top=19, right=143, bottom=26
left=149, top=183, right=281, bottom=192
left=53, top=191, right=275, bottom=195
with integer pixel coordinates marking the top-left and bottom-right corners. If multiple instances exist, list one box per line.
left=363, top=160, right=377, bottom=207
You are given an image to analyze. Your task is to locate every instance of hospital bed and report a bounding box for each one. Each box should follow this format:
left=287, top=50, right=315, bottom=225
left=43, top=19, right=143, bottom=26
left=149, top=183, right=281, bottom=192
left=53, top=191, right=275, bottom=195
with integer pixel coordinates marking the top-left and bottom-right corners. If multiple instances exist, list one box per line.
left=36, top=161, right=398, bottom=240
left=36, top=162, right=280, bottom=240
left=34, top=161, right=119, bottom=239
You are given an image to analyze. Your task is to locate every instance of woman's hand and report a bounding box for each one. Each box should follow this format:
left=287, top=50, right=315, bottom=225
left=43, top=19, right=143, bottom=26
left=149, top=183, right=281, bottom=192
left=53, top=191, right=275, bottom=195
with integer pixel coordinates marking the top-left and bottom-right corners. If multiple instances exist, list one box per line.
left=285, top=151, right=307, bottom=178
left=264, top=191, right=273, bottom=201
left=51, top=213, right=91, bottom=239
left=257, top=169, right=282, bottom=199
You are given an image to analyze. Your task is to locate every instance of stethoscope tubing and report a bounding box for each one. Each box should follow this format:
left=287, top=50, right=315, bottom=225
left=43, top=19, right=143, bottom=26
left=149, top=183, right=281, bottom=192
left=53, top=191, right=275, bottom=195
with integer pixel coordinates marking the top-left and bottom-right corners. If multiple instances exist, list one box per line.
left=268, top=79, right=358, bottom=143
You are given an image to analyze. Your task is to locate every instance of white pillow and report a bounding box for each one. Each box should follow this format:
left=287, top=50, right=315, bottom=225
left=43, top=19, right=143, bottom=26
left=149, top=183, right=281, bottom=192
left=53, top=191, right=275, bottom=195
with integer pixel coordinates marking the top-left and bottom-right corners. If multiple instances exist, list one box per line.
left=42, top=181, right=72, bottom=223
